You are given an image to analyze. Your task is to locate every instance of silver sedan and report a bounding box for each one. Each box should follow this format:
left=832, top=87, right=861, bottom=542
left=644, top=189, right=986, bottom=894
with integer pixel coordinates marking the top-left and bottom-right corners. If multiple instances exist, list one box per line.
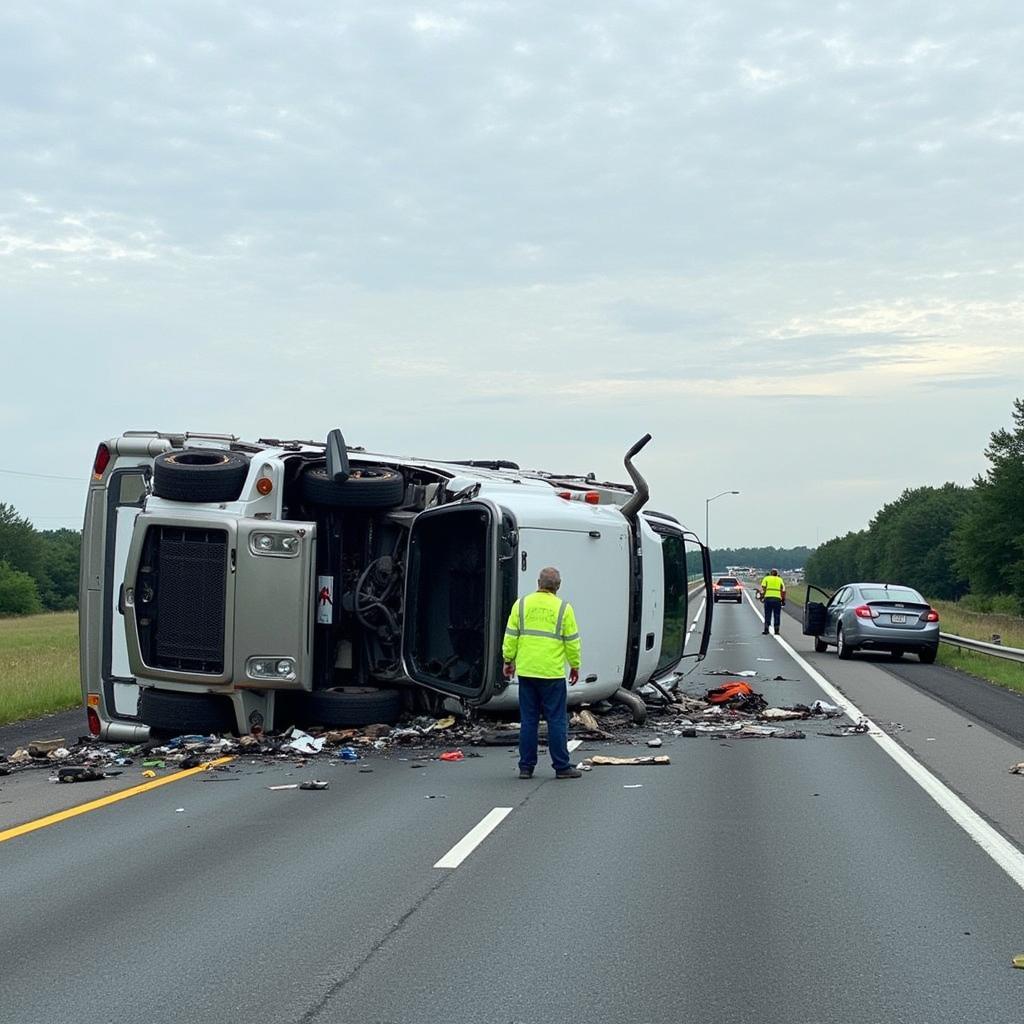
left=803, top=582, right=940, bottom=663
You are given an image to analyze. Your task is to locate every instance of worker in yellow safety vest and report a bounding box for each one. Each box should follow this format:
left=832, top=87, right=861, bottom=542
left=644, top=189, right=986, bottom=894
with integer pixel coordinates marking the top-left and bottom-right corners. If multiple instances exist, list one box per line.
left=758, top=568, right=786, bottom=636
left=502, top=566, right=583, bottom=780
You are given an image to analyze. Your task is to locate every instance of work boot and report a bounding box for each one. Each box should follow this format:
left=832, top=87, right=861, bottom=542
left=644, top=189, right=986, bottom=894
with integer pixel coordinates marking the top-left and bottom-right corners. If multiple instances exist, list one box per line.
left=556, top=768, right=583, bottom=779
left=518, top=769, right=533, bottom=780
left=761, top=629, right=769, bottom=635
left=774, top=629, right=780, bottom=635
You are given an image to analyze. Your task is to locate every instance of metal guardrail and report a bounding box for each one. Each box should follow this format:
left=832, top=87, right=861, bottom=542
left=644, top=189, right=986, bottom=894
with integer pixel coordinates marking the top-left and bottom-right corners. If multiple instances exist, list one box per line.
left=940, top=633, right=1024, bottom=664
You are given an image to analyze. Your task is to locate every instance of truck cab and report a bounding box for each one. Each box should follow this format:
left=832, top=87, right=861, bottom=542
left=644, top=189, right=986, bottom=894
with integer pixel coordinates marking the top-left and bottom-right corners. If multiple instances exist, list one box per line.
left=80, top=430, right=713, bottom=738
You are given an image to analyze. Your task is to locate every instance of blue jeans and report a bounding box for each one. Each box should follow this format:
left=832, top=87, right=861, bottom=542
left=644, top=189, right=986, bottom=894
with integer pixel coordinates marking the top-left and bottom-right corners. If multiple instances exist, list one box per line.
left=764, top=597, right=782, bottom=632
left=518, top=676, right=571, bottom=773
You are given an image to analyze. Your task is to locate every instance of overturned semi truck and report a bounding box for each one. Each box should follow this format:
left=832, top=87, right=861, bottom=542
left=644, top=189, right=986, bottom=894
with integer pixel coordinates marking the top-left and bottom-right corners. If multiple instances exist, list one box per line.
left=79, top=429, right=714, bottom=739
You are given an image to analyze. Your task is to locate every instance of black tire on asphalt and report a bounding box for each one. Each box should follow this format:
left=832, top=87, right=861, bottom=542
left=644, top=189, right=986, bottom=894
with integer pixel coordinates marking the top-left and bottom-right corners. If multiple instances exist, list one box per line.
left=919, top=646, right=938, bottom=664
left=296, top=686, right=405, bottom=727
left=836, top=625, right=854, bottom=660
left=890, top=650, right=905, bottom=660
left=814, top=636, right=828, bottom=653
left=139, top=687, right=237, bottom=736
left=300, top=465, right=405, bottom=509
left=152, top=450, right=251, bottom=503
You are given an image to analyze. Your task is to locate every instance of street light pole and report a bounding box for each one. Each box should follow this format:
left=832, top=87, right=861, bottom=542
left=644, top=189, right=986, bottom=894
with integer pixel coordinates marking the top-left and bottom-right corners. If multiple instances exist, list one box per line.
left=705, top=489, right=740, bottom=568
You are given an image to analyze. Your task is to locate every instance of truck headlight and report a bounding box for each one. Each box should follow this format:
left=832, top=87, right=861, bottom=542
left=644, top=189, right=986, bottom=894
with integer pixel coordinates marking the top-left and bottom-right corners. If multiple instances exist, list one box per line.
left=247, top=656, right=296, bottom=681
left=249, top=532, right=300, bottom=557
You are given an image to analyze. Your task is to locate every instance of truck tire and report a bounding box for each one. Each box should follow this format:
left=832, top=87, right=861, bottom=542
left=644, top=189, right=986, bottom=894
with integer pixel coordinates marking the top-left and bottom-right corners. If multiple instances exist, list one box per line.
left=153, top=450, right=251, bottom=503
left=297, top=686, right=405, bottom=727
left=301, top=465, right=405, bottom=510
left=139, top=688, right=237, bottom=736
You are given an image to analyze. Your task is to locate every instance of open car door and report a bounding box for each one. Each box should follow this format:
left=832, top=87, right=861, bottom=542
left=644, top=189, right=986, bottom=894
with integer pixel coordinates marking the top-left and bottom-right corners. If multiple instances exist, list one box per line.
left=803, top=584, right=832, bottom=636
left=402, top=499, right=508, bottom=705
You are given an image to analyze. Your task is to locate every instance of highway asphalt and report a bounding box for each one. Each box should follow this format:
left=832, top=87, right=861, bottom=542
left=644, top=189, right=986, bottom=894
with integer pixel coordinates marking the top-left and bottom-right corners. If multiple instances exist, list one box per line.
left=2, top=597, right=1024, bottom=1023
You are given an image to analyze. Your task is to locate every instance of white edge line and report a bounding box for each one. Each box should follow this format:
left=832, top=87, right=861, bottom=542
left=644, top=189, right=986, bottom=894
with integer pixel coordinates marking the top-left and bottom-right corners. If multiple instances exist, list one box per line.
left=434, top=807, right=513, bottom=869
left=742, top=589, right=1024, bottom=890
left=683, top=595, right=707, bottom=650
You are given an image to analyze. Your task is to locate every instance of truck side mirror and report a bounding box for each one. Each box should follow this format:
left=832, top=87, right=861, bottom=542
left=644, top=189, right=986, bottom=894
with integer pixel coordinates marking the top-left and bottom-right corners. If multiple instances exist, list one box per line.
left=326, top=428, right=350, bottom=483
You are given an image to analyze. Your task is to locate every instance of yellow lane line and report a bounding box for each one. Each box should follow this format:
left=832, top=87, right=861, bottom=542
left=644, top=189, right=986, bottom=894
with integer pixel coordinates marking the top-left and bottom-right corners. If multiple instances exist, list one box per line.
left=0, top=757, right=235, bottom=845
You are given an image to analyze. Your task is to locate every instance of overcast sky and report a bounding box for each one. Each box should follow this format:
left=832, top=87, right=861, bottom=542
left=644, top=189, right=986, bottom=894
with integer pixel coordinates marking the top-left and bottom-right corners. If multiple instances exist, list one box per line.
left=2, top=1, right=1021, bottom=548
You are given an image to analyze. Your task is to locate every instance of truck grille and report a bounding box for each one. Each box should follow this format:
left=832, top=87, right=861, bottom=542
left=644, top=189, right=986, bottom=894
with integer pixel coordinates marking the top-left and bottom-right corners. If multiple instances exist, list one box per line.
left=136, top=525, right=227, bottom=674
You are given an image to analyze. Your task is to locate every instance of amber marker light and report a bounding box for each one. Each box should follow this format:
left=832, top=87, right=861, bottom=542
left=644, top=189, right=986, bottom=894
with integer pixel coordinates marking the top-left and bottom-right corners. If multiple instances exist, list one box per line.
left=256, top=477, right=274, bottom=496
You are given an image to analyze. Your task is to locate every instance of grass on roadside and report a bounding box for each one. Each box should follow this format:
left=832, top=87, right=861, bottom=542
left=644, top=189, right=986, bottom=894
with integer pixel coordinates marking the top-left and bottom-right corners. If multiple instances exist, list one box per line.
left=0, top=612, right=80, bottom=726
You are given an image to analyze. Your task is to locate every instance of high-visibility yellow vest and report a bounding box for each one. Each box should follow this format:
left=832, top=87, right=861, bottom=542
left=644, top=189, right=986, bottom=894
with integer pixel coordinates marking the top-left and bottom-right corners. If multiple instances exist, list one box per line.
left=760, top=575, right=785, bottom=600
left=502, top=590, right=582, bottom=679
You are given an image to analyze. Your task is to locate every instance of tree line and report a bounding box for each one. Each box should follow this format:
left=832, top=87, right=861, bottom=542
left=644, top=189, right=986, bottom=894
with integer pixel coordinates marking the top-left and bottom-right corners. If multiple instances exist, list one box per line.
left=0, top=503, right=80, bottom=616
left=688, top=546, right=813, bottom=576
left=805, top=397, right=1024, bottom=613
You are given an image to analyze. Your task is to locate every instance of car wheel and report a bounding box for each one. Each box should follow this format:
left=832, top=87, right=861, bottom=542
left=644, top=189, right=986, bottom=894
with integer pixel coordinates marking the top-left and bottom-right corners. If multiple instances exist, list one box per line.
left=813, top=636, right=828, bottom=653
left=293, top=686, right=405, bottom=727
left=890, top=650, right=904, bottom=660
left=301, top=465, right=405, bottom=509
left=919, top=646, right=938, bottom=664
left=152, top=450, right=251, bottom=503
left=139, top=687, right=237, bottom=736
left=836, top=624, right=854, bottom=660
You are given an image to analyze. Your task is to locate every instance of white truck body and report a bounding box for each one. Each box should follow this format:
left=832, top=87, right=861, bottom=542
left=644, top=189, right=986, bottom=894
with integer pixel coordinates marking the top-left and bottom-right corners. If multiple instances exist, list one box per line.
left=79, top=430, right=712, bottom=739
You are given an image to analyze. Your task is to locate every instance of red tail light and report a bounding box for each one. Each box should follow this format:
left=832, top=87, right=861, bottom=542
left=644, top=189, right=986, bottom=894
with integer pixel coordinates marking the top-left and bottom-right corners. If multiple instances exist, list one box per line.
left=86, top=707, right=101, bottom=736
left=92, top=443, right=111, bottom=478
left=854, top=605, right=878, bottom=619
left=923, top=608, right=939, bottom=622
left=584, top=491, right=600, bottom=505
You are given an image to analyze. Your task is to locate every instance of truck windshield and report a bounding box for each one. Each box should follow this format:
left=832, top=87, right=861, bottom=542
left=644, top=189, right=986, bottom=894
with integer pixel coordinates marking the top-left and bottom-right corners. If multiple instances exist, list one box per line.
left=656, top=531, right=687, bottom=674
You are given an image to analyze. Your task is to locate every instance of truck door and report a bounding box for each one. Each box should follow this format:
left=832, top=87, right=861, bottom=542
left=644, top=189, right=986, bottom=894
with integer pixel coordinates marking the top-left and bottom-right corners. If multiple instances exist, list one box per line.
left=402, top=500, right=508, bottom=704
left=515, top=523, right=631, bottom=688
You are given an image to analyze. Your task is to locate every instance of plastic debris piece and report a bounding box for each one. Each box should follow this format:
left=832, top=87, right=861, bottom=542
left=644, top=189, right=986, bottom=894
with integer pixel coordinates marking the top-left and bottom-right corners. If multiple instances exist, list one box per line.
left=28, top=738, right=67, bottom=758
left=583, top=755, right=670, bottom=766
left=299, top=779, right=329, bottom=791
left=577, top=763, right=593, bottom=771
left=142, top=759, right=166, bottom=769
left=286, top=730, right=325, bottom=755
left=761, top=707, right=804, bottom=720
left=175, top=807, right=184, bottom=813
left=1013, top=955, right=1024, bottom=969
left=646, top=737, right=663, bottom=748
left=439, top=750, right=464, bottom=762
left=141, top=770, right=157, bottom=778
left=623, top=784, right=643, bottom=789
left=431, top=716, right=456, bottom=731
left=1009, top=763, right=1024, bottom=775
left=362, top=723, right=393, bottom=739
left=336, top=747, right=360, bottom=761
left=774, top=729, right=806, bottom=739
left=809, top=699, right=842, bottom=716
left=268, top=784, right=299, bottom=790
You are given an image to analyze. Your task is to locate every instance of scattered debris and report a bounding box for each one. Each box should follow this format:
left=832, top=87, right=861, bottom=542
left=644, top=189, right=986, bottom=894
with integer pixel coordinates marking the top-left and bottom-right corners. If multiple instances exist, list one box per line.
left=646, top=737, right=663, bottom=748
left=56, top=766, right=107, bottom=783
left=299, top=779, right=330, bottom=791
left=623, top=784, right=643, bottom=789
left=286, top=730, right=325, bottom=755
left=439, top=750, right=464, bottom=762
left=268, top=784, right=299, bottom=791
left=1008, top=763, right=1024, bottom=775
left=583, top=755, right=671, bottom=766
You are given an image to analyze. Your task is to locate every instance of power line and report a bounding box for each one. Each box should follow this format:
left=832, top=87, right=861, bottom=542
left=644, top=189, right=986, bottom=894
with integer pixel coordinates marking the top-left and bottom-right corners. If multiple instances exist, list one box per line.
left=0, top=467, right=83, bottom=482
